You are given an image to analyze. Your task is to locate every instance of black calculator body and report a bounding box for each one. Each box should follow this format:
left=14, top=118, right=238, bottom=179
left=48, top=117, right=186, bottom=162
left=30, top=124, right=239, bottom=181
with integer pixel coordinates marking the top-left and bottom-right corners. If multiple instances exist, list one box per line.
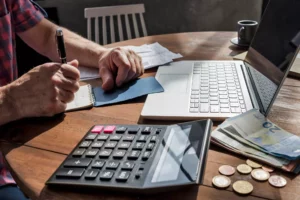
left=46, top=119, right=212, bottom=194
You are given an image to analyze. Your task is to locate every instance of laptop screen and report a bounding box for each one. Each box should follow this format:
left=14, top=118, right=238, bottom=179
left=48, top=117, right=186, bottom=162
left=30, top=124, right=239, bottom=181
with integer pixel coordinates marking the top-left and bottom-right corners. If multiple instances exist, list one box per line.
left=244, top=0, right=300, bottom=115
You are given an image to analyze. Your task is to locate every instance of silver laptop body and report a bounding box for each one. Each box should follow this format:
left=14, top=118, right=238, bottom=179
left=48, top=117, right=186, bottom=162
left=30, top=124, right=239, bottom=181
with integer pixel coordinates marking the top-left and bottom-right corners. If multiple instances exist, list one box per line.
left=141, top=0, right=300, bottom=121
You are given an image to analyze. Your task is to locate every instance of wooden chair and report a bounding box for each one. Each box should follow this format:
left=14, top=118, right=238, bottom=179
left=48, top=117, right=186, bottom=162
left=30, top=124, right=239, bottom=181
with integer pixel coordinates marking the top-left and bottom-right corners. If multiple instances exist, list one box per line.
left=84, top=4, right=148, bottom=45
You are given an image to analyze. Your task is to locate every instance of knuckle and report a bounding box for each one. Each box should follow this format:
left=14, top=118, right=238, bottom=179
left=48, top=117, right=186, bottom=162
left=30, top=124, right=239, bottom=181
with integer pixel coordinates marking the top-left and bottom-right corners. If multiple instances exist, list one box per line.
left=114, top=47, right=122, bottom=51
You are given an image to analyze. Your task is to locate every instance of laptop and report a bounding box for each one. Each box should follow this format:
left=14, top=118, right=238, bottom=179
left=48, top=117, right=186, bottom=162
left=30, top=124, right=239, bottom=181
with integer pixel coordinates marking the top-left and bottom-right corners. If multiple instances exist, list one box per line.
left=141, top=0, right=300, bottom=121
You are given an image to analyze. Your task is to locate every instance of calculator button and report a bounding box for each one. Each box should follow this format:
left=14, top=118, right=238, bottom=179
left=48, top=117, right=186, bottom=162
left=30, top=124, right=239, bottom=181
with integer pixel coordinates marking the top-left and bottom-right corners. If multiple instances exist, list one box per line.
left=127, top=151, right=141, bottom=160
left=118, top=142, right=131, bottom=149
left=103, top=126, right=116, bottom=133
left=99, top=149, right=112, bottom=158
left=116, top=127, right=127, bottom=133
left=91, top=160, right=105, bottom=169
left=150, top=135, right=158, bottom=142
left=85, top=134, right=97, bottom=140
left=91, top=141, right=104, bottom=148
left=56, top=168, right=84, bottom=178
left=112, top=150, right=126, bottom=159
left=141, top=127, right=152, bottom=134
left=116, top=171, right=130, bottom=182
left=142, top=151, right=151, bottom=161
left=128, top=127, right=140, bottom=134
left=146, top=143, right=155, bottom=150
left=104, top=141, right=118, bottom=149
left=132, top=142, right=145, bottom=150
left=110, top=135, right=122, bottom=141
left=84, top=169, right=99, bottom=179
left=121, top=161, right=135, bottom=170
left=85, top=149, right=99, bottom=158
left=137, top=135, right=148, bottom=142
left=91, top=126, right=103, bottom=133
left=106, top=161, right=120, bottom=170
left=97, top=135, right=109, bottom=141
left=79, top=141, right=91, bottom=148
left=123, top=135, right=135, bottom=141
left=72, top=149, right=85, bottom=157
left=64, top=158, right=92, bottom=168
left=100, top=170, right=114, bottom=180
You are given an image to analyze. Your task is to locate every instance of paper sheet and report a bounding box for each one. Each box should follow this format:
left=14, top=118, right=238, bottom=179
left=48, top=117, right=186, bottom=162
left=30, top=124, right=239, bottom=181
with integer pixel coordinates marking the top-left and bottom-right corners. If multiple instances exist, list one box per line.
left=79, top=43, right=182, bottom=80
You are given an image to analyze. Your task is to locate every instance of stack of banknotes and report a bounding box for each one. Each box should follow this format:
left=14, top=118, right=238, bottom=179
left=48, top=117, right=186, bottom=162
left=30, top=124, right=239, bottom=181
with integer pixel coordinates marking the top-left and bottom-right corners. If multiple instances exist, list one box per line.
left=211, top=109, right=300, bottom=174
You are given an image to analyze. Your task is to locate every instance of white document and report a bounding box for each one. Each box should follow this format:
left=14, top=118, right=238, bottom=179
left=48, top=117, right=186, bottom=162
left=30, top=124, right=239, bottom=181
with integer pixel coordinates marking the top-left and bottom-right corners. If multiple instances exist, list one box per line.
left=79, top=43, right=183, bottom=80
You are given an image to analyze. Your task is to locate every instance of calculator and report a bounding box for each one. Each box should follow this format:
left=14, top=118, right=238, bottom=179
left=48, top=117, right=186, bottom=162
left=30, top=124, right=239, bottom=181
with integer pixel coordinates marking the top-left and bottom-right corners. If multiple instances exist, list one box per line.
left=46, top=119, right=212, bottom=194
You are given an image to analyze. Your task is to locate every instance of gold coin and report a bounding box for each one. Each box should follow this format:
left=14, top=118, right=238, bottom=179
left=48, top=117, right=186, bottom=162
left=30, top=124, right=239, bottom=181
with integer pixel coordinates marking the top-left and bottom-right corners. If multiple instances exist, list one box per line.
left=268, top=175, right=287, bottom=188
left=212, top=175, right=231, bottom=189
left=246, top=159, right=262, bottom=169
left=237, top=164, right=252, bottom=174
left=262, top=165, right=274, bottom=173
left=233, top=180, right=253, bottom=195
left=219, top=165, right=236, bottom=176
left=251, top=169, right=270, bottom=181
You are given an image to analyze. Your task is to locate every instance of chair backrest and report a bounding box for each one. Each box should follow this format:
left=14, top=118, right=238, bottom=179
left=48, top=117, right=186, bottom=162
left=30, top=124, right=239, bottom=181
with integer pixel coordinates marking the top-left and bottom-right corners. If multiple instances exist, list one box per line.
left=84, top=4, right=148, bottom=45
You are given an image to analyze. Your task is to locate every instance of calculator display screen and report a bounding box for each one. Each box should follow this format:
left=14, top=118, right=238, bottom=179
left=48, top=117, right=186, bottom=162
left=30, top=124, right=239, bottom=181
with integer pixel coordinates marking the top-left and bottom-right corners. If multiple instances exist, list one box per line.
left=151, top=125, right=192, bottom=183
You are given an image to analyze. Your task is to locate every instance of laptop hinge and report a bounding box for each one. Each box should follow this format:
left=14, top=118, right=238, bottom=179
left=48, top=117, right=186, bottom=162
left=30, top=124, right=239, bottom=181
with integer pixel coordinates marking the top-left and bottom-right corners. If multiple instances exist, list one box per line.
left=241, top=62, right=265, bottom=114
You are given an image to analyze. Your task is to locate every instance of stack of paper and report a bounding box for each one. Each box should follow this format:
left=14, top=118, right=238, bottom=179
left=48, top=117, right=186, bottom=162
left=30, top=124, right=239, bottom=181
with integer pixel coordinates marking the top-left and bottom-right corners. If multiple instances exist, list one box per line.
left=79, top=43, right=182, bottom=80
left=211, top=109, right=300, bottom=174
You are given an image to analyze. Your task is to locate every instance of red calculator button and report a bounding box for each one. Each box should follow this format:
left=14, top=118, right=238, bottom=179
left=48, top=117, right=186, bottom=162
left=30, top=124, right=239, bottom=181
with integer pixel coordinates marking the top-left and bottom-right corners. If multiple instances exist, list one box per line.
left=91, top=126, right=104, bottom=133
left=104, top=126, right=116, bottom=134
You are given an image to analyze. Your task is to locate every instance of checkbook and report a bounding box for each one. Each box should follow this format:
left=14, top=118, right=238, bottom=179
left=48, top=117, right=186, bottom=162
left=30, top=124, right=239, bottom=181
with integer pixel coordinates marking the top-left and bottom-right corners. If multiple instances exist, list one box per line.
left=66, top=77, right=164, bottom=111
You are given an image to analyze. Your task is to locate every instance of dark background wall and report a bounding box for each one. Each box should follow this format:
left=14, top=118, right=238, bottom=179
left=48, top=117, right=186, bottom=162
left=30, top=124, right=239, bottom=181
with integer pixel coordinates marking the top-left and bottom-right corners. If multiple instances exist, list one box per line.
left=17, top=0, right=264, bottom=75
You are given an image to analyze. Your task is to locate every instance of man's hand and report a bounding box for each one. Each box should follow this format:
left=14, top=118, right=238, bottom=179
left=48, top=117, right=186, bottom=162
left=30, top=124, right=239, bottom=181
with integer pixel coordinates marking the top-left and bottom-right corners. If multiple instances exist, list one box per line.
left=98, top=48, right=144, bottom=91
left=7, top=60, right=80, bottom=119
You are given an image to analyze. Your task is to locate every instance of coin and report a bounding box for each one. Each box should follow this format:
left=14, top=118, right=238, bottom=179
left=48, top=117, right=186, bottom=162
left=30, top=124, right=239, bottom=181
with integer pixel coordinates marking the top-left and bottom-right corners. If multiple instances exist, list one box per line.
left=268, top=175, right=287, bottom=188
left=251, top=169, right=270, bottom=181
left=233, top=180, right=253, bottom=195
left=246, top=159, right=262, bottom=169
left=212, top=175, right=231, bottom=189
left=262, top=165, right=274, bottom=173
left=219, top=165, right=236, bottom=176
left=237, top=164, right=252, bottom=174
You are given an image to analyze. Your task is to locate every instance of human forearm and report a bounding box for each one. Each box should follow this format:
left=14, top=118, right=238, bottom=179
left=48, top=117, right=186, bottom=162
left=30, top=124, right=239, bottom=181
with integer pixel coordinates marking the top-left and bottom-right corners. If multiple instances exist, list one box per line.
left=43, top=21, right=107, bottom=68
left=0, top=85, right=20, bottom=126
left=18, top=19, right=108, bottom=68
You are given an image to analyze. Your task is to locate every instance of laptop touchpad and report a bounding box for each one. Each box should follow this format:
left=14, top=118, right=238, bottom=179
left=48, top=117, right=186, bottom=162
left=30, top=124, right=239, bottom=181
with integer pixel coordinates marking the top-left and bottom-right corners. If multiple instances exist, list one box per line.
left=158, top=74, right=189, bottom=93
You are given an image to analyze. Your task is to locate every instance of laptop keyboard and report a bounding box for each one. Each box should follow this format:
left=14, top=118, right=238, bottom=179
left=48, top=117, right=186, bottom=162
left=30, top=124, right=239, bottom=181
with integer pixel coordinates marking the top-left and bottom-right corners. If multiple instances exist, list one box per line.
left=190, top=62, right=246, bottom=114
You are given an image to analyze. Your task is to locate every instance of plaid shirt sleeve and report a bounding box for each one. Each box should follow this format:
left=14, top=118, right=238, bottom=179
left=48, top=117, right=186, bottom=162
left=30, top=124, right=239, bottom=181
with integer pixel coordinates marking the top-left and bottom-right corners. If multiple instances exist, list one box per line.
left=10, top=0, right=44, bottom=32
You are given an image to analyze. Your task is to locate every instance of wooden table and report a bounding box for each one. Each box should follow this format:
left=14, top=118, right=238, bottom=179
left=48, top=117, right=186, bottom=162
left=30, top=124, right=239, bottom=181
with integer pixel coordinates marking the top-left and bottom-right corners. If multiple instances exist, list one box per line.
left=0, top=32, right=299, bottom=200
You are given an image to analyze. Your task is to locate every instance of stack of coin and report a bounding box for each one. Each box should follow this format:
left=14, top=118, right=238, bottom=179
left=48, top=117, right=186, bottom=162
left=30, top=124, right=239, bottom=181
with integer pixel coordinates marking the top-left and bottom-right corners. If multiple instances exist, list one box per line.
left=212, top=159, right=288, bottom=195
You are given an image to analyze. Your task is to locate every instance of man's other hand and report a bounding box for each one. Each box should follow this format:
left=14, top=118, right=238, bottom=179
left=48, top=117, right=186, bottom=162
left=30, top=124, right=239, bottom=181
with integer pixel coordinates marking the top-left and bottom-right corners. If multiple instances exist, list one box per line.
left=8, top=60, right=80, bottom=118
left=98, top=48, right=144, bottom=91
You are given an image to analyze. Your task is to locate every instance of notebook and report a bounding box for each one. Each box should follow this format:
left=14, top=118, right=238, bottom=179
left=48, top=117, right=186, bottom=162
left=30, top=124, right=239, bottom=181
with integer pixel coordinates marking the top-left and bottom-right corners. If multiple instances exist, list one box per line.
left=66, top=84, right=94, bottom=111
left=66, top=77, right=164, bottom=112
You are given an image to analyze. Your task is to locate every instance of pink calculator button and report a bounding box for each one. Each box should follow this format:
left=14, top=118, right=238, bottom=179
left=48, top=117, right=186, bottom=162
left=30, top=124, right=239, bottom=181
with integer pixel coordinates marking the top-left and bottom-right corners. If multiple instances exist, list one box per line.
left=104, top=126, right=116, bottom=133
left=91, top=126, right=104, bottom=133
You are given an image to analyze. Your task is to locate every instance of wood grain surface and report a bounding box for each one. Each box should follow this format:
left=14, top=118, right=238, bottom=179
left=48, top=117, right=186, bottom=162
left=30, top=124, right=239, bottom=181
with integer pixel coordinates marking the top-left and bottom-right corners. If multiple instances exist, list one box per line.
left=0, top=32, right=299, bottom=200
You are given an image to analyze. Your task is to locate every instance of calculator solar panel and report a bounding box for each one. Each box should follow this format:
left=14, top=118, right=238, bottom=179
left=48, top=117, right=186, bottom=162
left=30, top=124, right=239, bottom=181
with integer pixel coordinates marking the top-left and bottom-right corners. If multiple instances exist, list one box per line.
left=46, top=120, right=212, bottom=194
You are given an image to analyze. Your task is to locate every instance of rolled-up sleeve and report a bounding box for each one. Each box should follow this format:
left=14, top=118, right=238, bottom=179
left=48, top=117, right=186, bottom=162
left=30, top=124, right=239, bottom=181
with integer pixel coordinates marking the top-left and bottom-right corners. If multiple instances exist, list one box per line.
left=10, top=0, right=44, bottom=32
